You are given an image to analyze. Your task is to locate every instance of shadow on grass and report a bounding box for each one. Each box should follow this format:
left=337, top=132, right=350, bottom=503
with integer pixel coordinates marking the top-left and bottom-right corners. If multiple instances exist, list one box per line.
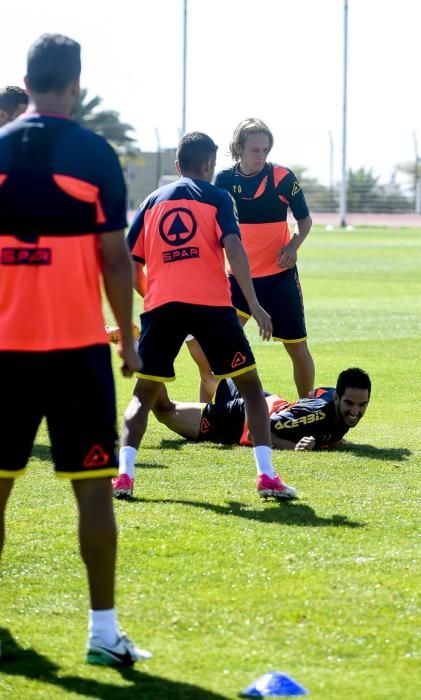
left=139, top=498, right=365, bottom=528
left=334, top=442, right=412, bottom=461
left=160, top=438, right=238, bottom=450
left=30, top=444, right=168, bottom=472
left=135, top=461, right=169, bottom=470
left=160, top=437, right=238, bottom=450
left=159, top=438, right=237, bottom=451
left=158, top=438, right=413, bottom=462
left=0, top=628, right=229, bottom=699
left=159, top=438, right=190, bottom=451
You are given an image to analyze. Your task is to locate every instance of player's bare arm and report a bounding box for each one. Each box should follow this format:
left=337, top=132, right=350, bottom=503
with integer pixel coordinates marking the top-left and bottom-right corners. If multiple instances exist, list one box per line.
left=134, top=261, right=147, bottom=297
left=269, top=434, right=315, bottom=451
left=223, top=234, right=273, bottom=340
left=99, top=230, right=140, bottom=376
left=277, top=214, right=312, bottom=269
left=270, top=434, right=299, bottom=450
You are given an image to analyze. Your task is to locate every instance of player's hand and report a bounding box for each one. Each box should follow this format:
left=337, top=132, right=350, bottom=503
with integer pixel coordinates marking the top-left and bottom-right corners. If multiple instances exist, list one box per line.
left=118, top=343, right=141, bottom=377
left=277, top=240, right=298, bottom=269
left=294, top=436, right=316, bottom=451
left=249, top=301, right=273, bottom=341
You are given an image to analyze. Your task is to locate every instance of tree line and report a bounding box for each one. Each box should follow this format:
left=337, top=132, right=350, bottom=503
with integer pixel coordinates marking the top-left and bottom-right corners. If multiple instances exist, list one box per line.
left=292, top=166, right=415, bottom=214
left=75, top=90, right=418, bottom=214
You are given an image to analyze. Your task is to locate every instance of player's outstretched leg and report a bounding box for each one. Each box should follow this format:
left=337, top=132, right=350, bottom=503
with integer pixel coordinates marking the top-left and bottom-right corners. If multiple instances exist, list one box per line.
left=233, top=370, right=297, bottom=500
left=185, top=336, right=218, bottom=402
left=284, top=340, right=315, bottom=398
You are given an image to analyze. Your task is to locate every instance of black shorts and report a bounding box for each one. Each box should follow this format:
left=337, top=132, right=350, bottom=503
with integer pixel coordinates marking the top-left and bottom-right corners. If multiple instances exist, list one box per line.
left=213, top=376, right=273, bottom=402
left=0, top=345, right=118, bottom=479
left=137, top=302, right=255, bottom=382
left=229, top=266, right=307, bottom=342
left=198, top=399, right=245, bottom=444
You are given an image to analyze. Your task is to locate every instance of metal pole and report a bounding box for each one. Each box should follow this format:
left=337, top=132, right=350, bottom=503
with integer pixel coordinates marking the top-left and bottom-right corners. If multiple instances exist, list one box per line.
left=413, top=131, right=421, bottom=214
left=181, top=0, right=188, bottom=135
left=155, top=127, right=161, bottom=188
left=339, top=0, right=349, bottom=227
left=328, top=129, right=334, bottom=210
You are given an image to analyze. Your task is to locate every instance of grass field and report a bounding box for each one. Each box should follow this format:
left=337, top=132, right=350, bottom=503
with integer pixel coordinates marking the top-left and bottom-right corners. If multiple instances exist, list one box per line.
left=1, top=226, right=420, bottom=699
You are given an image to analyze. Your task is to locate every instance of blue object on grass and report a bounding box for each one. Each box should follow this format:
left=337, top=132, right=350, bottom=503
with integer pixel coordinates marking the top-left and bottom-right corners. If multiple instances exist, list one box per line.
left=241, top=671, right=308, bottom=696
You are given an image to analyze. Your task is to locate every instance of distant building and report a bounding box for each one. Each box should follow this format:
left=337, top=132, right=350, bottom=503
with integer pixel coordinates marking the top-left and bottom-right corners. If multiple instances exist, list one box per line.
left=123, top=148, right=177, bottom=209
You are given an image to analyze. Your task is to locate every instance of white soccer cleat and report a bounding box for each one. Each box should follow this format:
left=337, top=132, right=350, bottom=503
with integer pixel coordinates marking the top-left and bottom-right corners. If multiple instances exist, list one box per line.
left=86, top=633, right=152, bottom=666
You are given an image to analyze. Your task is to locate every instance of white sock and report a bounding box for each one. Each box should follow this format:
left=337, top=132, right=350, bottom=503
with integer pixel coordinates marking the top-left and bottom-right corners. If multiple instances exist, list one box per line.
left=89, top=608, right=119, bottom=645
left=253, top=445, right=276, bottom=478
left=119, top=446, right=137, bottom=478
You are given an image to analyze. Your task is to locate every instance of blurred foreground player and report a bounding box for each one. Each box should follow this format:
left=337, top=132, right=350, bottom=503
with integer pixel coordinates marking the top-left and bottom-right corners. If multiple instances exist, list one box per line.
left=0, top=34, right=149, bottom=666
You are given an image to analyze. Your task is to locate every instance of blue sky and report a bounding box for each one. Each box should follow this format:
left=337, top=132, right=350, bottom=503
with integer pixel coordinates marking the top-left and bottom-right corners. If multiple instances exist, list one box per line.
left=1, top=0, right=420, bottom=185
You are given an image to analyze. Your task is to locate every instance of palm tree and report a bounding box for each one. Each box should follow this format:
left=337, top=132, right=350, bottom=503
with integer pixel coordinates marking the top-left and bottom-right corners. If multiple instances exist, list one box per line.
left=73, top=88, right=139, bottom=152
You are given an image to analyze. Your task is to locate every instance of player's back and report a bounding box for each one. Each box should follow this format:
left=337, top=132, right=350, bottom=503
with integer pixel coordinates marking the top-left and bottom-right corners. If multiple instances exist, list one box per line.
left=128, top=176, right=239, bottom=311
left=0, top=114, right=126, bottom=351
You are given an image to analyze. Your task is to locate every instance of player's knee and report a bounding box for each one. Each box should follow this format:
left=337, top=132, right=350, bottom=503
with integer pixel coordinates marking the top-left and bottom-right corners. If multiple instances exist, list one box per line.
left=232, top=369, right=262, bottom=396
left=153, top=402, right=176, bottom=425
left=124, top=396, right=143, bottom=422
left=286, top=341, right=311, bottom=360
left=187, top=338, right=212, bottom=373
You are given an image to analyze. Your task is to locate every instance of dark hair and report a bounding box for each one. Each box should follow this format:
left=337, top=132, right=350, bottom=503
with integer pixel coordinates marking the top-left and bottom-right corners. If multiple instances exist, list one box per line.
left=229, top=118, right=274, bottom=161
left=336, top=367, right=371, bottom=398
left=0, top=86, right=28, bottom=115
left=26, top=34, right=81, bottom=93
left=177, top=132, right=218, bottom=174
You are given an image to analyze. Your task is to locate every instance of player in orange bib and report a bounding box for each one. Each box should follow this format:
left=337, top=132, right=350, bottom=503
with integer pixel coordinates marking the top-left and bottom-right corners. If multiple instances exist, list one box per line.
left=0, top=34, right=146, bottom=666
left=188, top=118, right=315, bottom=402
left=112, top=132, right=298, bottom=502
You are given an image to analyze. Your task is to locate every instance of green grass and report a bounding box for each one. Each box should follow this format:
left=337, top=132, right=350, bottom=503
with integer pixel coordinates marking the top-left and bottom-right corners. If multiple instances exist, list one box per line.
left=1, top=226, right=420, bottom=699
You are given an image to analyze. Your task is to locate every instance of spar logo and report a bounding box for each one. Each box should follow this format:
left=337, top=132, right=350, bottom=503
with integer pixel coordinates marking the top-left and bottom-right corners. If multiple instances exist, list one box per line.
left=1, top=247, right=51, bottom=265
left=159, top=207, right=199, bottom=263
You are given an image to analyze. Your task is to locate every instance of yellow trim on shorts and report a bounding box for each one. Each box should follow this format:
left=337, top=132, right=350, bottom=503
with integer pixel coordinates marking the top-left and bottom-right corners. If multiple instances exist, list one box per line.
left=236, top=309, right=251, bottom=320
left=273, top=335, right=307, bottom=344
left=214, top=363, right=257, bottom=381
left=0, top=468, right=27, bottom=478
left=135, top=372, right=176, bottom=383
left=56, top=468, right=118, bottom=480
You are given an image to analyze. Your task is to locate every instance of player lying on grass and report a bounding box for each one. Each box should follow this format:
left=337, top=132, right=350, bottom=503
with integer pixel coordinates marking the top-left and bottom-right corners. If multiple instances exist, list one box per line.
left=151, top=367, right=371, bottom=450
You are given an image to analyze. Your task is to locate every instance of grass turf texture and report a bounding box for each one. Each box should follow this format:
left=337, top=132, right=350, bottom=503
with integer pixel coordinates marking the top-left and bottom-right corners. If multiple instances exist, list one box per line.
left=1, top=226, right=420, bottom=699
